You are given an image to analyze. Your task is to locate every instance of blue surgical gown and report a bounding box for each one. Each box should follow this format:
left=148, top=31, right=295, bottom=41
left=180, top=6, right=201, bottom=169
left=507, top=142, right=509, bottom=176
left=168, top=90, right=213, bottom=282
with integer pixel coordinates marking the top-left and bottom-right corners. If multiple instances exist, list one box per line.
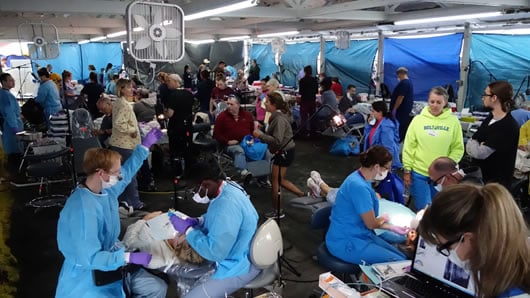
left=186, top=181, right=258, bottom=279
left=0, top=89, right=23, bottom=154
left=55, top=145, right=148, bottom=298
left=35, top=80, right=61, bottom=122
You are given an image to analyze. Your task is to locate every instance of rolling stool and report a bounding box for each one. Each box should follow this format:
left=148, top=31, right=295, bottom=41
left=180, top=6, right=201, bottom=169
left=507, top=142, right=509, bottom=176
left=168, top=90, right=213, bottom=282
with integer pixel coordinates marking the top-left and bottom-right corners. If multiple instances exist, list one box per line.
left=25, top=147, right=72, bottom=209
left=311, top=205, right=361, bottom=282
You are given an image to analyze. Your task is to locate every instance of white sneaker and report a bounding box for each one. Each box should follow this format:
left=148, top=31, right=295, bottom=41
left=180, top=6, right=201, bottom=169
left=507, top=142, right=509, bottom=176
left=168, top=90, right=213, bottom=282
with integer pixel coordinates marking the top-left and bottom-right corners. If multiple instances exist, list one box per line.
left=307, top=178, right=321, bottom=197
left=310, top=170, right=323, bottom=186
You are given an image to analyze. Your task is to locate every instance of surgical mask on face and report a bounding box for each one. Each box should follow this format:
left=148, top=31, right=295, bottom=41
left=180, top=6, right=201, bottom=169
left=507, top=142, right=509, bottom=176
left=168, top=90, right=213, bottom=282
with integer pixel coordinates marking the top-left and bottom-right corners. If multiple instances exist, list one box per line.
left=101, top=175, right=120, bottom=189
left=448, top=238, right=471, bottom=273
left=368, top=117, right=376, bottom=126
left=374, top=169, right=388, bottom=181
left=433, top=176, right=445, bottom=192
left=192, top=186, right=210, bottom=204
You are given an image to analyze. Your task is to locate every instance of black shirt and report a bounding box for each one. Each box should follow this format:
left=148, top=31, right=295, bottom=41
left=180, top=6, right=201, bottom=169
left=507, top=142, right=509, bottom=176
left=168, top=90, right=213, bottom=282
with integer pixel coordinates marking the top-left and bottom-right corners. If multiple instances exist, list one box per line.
left=298, top=76, right=318, bottom=102
left=166, top=89, right=194, bottom=133
left=80, top=82, right=104, bottom=119
left=158, top=83, right=171, bottom=107
left=196, top=79, right=215, bottom=111
left=472, top=113, right=519, bottom=188
left=183, top=72, right=192, bottom=89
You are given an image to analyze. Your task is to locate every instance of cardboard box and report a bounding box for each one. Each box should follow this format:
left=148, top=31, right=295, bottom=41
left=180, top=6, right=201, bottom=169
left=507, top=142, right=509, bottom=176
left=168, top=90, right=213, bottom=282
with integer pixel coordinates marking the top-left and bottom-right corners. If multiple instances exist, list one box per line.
left=319, top=272, right=360, bottom=298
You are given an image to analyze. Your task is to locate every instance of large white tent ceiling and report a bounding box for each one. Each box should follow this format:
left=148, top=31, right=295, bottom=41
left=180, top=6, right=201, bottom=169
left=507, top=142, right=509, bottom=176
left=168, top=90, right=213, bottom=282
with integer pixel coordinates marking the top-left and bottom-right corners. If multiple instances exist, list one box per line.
left=0, top=0, right=529, bottom=42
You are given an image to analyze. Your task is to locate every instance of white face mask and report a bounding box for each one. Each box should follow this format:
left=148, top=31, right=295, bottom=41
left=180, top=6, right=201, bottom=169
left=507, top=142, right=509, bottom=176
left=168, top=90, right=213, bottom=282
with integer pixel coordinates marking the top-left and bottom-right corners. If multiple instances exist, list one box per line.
left=101, top=175, right=120, bottom=189
left=192, top=186, right=210, bottom=204
left=374, top=169, right=388, bottom=181
left=368, top=118, right=376, bottom=126
left=433, top=176, right=446, bottom=192
left=448, top=237, right=471, bottom=273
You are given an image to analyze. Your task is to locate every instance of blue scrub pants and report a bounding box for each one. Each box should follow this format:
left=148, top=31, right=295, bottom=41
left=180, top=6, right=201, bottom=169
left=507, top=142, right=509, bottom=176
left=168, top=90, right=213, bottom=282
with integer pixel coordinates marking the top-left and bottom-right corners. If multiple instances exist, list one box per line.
left=410, top=170, right=438, bottom=210
left=329, top=233, right=406, bottom=266
left=184, top=264, right=260, bottom=298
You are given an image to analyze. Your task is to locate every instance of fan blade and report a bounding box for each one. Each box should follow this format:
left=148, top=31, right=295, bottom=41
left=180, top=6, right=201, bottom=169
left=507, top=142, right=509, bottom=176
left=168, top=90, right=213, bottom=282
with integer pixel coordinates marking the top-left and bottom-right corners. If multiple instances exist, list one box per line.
left=153, top=9, right=162, bottom=26
left=165, top=28, right=181, bottom=39
left=135, top=36, right=151, bottom=50
left=155, top=42, right=165, bottom=58
left=133, top=14, right=149, bottom=29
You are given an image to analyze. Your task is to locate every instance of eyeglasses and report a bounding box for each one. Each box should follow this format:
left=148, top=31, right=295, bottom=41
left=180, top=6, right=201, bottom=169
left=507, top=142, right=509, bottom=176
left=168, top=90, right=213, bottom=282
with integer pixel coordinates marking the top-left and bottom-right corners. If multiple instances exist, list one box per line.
left=436, top=235, right=463, bottom=257
left=482, top=93, right=494, bottom=98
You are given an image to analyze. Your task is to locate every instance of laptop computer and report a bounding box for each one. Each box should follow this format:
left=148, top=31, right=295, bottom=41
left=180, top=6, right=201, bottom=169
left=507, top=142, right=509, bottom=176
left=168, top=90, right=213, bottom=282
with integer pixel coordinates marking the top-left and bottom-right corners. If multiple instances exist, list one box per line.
left=380, top=235, right=476, bottom=298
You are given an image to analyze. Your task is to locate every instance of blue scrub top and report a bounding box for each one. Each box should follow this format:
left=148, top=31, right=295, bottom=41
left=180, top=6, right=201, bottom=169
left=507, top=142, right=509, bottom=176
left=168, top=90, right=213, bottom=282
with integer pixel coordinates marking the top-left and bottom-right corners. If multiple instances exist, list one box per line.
left=326, top=170, right=380, bottom=251
left=35, top=80, right=61, bottom=121
left=0, top=89, right=23, bottom=154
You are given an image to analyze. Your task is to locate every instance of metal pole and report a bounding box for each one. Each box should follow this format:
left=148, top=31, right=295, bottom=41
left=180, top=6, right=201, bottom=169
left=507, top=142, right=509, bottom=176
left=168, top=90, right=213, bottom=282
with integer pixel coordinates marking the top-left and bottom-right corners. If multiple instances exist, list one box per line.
left=319, top=35, right=326, bottom=75
left=376, top=30, right=385, bottom=96
left=457, top=22, right=472, bottom=112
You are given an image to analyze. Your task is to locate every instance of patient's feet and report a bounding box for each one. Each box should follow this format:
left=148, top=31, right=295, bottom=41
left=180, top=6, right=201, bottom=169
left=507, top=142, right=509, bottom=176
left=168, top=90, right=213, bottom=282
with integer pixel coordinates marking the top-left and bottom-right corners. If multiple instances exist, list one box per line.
left=307, top=178, right=321, bottom=197
left=310, top=170, right=323, bottom=187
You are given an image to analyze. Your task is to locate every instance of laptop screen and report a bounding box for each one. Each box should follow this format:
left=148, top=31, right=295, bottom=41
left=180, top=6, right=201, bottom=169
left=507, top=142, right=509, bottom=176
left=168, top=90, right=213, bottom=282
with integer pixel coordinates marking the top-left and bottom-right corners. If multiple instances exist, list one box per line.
left=412, top=236, right=476, bottom=296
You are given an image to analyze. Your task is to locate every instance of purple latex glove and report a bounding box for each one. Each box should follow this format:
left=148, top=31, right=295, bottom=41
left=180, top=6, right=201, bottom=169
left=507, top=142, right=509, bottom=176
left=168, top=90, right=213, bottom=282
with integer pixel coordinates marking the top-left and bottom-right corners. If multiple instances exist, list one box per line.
left=12, top=127, right=22, bottom=134
left=169, top=214, right=198, bottom=234
left=388, top=225, right=409, bottom=235
left=391, top=110, right=397, bottom=118
left=142, top=128, right=163, bottom=148
left=128, top=252, right=152, bottom=266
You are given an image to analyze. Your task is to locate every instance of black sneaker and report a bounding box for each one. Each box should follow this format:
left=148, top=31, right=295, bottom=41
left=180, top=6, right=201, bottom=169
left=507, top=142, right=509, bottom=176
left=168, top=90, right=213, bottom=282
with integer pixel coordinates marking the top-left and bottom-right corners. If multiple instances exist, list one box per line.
left=265, top=209, right=285, bottom=219
left=256, top=178, right=272, bottom=189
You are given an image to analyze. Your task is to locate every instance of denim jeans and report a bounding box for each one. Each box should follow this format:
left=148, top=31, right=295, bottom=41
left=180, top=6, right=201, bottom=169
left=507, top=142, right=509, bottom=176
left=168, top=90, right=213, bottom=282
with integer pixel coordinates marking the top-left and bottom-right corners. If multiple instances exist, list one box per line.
left=126, top=268, right=167, bottom=298
left=226, top=144, right=246, bottom=171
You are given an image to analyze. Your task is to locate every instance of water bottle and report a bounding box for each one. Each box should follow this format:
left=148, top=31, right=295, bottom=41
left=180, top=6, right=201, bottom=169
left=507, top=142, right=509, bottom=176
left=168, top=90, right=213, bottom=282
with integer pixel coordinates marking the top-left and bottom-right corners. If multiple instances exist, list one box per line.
left=403, top=188, right=410, bottom=204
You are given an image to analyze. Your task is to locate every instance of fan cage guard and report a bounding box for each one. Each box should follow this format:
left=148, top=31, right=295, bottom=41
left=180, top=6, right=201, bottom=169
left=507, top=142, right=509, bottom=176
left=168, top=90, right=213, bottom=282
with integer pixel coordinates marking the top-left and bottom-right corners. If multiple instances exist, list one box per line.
left=17, top=23, right=60, bottom=60
left=127, top=1, right=185, bottom=63
left=335, top=31, right=350, bottom=50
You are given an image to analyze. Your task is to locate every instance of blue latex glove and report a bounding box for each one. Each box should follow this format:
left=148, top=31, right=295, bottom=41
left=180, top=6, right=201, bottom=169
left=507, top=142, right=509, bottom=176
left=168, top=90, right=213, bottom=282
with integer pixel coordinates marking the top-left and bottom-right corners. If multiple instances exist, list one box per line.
left=142, top=128, right=163, bottom=148
left=128, top=252, right=152, bottom=266
left=169, top=214, right=198, bottom=234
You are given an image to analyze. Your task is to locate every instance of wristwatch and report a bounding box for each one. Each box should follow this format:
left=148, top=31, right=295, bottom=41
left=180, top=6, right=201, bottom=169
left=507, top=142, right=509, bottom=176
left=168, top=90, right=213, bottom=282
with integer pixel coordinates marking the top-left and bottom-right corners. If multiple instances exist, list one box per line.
left=403, top=169, right=411, bottom=174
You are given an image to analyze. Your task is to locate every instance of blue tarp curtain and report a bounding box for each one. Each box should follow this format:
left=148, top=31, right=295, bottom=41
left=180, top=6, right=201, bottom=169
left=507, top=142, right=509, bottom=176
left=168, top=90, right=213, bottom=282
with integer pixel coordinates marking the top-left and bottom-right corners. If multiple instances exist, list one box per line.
left=467, top=34, right=530, bottom=109
left=250, top=43, right=277, bottom=81
left=280, top=42, right=320, bottom=87
left=384, top=33, right=463, bottom=102
left=325, top=40, right=378, bottom=94
left=32, top=42, right=123, bottom=82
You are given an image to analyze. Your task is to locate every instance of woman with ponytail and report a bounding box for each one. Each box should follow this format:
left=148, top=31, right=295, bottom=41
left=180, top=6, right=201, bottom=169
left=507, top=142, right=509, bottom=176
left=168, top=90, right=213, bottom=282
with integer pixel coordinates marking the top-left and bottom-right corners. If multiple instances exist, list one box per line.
left=325, top=145, right=409, bottom=265
left=419, top=183, right=530, bottom=297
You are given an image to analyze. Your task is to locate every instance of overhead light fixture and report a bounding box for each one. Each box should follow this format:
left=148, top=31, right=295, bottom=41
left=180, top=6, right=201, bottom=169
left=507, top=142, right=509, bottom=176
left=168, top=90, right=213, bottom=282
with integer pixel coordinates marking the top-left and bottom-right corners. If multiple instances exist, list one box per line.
left=133, top=27, right=144, bottom=32
left=257, top=30, right=300, bottom=38
left=78, top=40, right=90, bottom=45
left=474, top=27, right=530, bottom=34
left=107, top=31, right=127, bottom=38
left=184, top=0, right=257, bottom=21
left=219, top=35, right=250, bottom=41
left=90, top=36, right=107, bottom=42
left=394, top=11, right=502, bottom=26
left=185, top=39, right=215, bottom=44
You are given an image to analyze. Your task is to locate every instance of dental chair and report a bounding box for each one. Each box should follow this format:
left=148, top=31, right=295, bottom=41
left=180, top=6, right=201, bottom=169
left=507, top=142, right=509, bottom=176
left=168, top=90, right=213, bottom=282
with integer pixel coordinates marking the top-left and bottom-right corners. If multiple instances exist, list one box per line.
left=244, top=218, right=282, bottom=296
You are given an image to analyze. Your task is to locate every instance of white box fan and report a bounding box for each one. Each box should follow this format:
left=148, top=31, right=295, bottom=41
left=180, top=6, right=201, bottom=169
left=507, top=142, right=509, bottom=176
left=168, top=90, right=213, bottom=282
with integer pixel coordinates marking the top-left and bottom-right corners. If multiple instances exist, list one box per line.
left=127, top=1, right=184, bottom=63
left=18, top=23, right=60, bottom=60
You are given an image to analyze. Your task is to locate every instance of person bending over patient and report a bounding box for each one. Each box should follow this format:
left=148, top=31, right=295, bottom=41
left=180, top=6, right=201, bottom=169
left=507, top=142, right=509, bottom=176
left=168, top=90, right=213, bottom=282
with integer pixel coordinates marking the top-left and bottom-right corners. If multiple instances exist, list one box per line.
left=325, top=146, right=409, bottom=265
